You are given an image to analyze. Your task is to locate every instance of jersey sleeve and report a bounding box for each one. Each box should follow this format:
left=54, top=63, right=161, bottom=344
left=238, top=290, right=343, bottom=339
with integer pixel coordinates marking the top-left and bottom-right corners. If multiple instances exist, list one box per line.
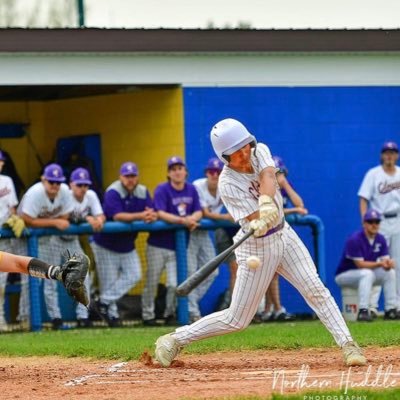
left=6, top=177, right=18, bottom=207
left=103, top=189, right=124, bottom=218
left=88, top=190, right=104, bottom=216
left=345, top=236, right=364, bottom=261
left=20, top=189, right=41, bottom=217
left=145, top=189, right=154, bottom=208
left=357, top=169, right=374, bottom=200
left=191, top=185, right=202, bottom=213
left=378, top=234, right=390, bottom=259
left=153, top=185, right=168, bottom=212
left=193, top=180, right=208, bottom=209
left=254, top=143, right=276, bottom=172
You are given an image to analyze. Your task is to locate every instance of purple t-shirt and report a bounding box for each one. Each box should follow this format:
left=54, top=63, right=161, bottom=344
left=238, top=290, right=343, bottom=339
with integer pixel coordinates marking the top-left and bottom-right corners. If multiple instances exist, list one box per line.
left=94, top=181, right=153, bottom=252
left=148, top=181, right=201, bottom=250
left=335, top=230, right=389, bottom=275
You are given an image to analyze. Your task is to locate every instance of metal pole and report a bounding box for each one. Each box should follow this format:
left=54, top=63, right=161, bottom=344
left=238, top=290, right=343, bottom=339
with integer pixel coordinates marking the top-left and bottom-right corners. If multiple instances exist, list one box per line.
left=77, top=0, right=85, bottom=27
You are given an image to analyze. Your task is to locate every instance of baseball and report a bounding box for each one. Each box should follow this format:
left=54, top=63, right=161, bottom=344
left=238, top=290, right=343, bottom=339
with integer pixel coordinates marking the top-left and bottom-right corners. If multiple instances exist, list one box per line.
left=246, top=256, right=261, bottom=269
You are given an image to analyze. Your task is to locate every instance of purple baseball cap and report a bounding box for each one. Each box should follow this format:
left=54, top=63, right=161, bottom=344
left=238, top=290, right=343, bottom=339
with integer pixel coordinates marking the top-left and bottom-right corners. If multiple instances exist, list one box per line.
left=381, top=141, right=399, bottom=153
left=120, top=161, right=138, bottom=176
left=0, top=150, right=6, bottom=161
left=43, top=163, right=66, bottom=182
left=70, top=167, right=92, bottom=185
left=363, top=209, right=382, bottom=222
left=167, top=156, right=185, bottom=169
left=205, top=157, right=223, bottom=172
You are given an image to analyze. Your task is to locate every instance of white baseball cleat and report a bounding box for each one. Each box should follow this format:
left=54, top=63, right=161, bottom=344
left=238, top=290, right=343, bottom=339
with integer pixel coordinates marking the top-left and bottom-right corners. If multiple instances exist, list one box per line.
left=155, top=333, right=182, bottom=367
left=342, top=341, right=367, bottom=366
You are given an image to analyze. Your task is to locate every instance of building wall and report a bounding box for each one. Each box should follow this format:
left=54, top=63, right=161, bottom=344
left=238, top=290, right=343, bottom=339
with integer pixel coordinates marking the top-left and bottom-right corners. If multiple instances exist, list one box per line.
left=0, top=87, right=185, bottom=191
left=184, top=86, right=400, bottom=313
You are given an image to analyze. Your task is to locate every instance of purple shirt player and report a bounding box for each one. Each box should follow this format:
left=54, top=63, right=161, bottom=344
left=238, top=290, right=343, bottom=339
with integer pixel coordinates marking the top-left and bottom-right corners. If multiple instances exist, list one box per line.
left=148, top=156, right=202, bottom=250
left=94, top=163, right=154, bottom=252
left=336, top=230, right=389, bottom=276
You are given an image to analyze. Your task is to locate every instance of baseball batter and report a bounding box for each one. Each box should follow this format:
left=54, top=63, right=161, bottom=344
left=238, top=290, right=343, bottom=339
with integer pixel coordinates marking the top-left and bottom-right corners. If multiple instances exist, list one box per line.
left=358, top=141, right=400, bottom=311
left=155, top=118, right=366, bottom=367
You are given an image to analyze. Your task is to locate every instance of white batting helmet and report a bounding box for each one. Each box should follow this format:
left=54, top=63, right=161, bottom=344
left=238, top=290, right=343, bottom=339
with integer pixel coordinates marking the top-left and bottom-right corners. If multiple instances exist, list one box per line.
left=210, top=118, right=257, bottom=164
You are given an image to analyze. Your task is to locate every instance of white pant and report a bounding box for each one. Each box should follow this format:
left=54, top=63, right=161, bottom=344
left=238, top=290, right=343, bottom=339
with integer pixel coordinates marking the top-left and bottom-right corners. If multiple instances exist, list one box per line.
left=174, top=222, right=353, bottom=348
left=335, top=267, right=396, bottom=311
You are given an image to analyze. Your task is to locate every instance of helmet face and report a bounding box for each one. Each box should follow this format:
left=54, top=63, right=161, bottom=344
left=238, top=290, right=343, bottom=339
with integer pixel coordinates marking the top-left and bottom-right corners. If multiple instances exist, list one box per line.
left=210, top=118, right=256, bottom=164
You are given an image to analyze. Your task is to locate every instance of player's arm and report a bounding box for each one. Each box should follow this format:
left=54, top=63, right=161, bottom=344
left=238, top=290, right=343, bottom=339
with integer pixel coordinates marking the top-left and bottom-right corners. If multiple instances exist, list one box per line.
left=353, top=259, right=390, bottom=269
left=202, top=207, right=233, bottom=221
left=359, top=197, right=369, bottom=220
left=277, top=174, right=308, bottom=215
left=22, top=213, right=70, bottom=230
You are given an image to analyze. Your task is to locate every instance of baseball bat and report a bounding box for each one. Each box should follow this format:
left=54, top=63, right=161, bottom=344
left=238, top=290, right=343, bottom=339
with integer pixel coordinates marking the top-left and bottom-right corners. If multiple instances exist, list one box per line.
left=176, top=229, right=254, bottom=296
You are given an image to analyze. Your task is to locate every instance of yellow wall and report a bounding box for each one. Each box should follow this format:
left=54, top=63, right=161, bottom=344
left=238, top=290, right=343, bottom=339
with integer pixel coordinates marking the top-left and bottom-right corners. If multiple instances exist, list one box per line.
left=0, top=87, right=185, bottom=192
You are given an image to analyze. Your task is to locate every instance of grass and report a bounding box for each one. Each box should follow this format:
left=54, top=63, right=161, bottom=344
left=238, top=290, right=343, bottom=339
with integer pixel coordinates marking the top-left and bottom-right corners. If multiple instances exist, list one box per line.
left=0, top=319, right=399, bottom=359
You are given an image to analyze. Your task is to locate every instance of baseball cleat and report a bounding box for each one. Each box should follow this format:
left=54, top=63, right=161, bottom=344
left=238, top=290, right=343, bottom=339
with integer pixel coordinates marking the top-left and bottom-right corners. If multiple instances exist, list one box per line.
left=155, top=333, right=182, bottom=367
left=342, top=341, right=367, bottom=366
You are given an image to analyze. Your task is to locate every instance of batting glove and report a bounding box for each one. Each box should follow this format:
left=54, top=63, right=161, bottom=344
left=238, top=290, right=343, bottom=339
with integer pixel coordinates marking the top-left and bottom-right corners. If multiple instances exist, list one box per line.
left=4, top=215, right=26, bottom=238
left=59, top=251, right=90, bottom=307
left=258, top=195, right=279, bottom=227
left=249, top=218, right=269, bottom=237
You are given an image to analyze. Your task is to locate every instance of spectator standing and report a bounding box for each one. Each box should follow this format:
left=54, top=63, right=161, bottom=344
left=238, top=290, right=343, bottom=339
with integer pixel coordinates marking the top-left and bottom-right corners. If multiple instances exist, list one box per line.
left=19, top=163, right=74, bottom=330
left=92, top=162, right=156, bottom=327
left=358, top=141, right=400, bottom=313
left=143, top=156, right=202, bottom=326
left=68, top=167, right=105, bottom=327
left=0, top=150, right=26, bottom=331
left=335, top=209, right=398, bottom=321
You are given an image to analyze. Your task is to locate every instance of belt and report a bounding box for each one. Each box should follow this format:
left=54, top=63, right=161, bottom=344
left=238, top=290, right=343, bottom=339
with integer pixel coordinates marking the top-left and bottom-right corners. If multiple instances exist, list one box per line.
left=383, top=213, right=398, bottom=219
left=243, top=218, right=285, bottom=239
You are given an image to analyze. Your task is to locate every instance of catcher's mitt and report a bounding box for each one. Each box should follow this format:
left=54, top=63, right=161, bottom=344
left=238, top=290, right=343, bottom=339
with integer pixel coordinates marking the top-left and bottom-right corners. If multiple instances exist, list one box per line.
left=60, top=251, right=90, bottom=307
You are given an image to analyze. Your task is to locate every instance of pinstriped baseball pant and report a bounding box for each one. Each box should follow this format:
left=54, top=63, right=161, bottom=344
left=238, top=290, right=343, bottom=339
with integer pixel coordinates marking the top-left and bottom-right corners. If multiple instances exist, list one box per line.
left=90, top=242, right=142, bottom=319
left=174, top=222, right=353, bottom=348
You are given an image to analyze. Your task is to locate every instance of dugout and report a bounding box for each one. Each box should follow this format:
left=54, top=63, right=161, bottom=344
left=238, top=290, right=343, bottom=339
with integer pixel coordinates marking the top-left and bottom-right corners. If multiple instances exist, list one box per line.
left=0, top=28, right=399, bottom=319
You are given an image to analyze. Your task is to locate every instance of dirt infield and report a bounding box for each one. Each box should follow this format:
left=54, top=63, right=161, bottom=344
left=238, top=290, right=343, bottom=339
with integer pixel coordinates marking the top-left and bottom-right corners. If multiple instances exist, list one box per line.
left=1, top=347, right=400, bottom=399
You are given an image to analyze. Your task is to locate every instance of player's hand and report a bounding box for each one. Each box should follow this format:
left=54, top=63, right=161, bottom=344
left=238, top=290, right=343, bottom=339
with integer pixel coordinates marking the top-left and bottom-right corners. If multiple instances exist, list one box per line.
left=249, top=218, right=269, bottom=237
left=258, top=195, right=279, bottom=226
left=53, top=219, right=70, bottom=231
left=142, top=207, right=157, bottom=223
left=381, top=259, right=395, bottom=269
left=87, top=216, right=103, bottom=232
left=295, top=207, right=308, bottom=215
left=183, top=216, right=200, bottom=232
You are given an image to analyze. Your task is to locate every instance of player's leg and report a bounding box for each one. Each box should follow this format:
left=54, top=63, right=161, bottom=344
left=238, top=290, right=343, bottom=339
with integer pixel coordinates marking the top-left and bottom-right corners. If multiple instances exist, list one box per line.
left=388, top=231, right=400, bottom=309
left=373, top=267, right=397, bottom=315
left=186, top=233, right=200, bottom=320
left=278, top=225, right=353, bottom=346
left=278, top=225, right=365, bottom=366
left=142, top=245, right=166, bottom=324
left=164, top=249, right=178, bottom=323
left=155, top=234, right=283, bottom=366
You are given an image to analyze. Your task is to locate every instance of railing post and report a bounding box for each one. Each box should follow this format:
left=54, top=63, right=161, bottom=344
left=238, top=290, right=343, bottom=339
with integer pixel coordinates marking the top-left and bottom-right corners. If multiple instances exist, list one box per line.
left=27, top=235, right=42, bottom=332
left=175, top=228, right=189, bottom=325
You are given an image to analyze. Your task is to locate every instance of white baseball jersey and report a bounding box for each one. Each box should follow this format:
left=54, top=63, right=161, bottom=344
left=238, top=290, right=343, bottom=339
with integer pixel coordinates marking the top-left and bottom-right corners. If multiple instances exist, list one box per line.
left=193, top=177, right=224, bottom=213
left=218, top=143, right=284, bottom=229
left=358, top=165, right=400, bottom=214
left=0, top=175, right=18, bottom=225
left=69, top=189, right=103, bottom=222
left=18, top=182, right=74, bottom=218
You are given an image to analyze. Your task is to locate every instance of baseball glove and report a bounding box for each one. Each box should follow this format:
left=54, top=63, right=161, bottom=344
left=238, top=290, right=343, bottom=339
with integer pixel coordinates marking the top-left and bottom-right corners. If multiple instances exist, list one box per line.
left=4, top=215, right=26, bottom=238
left=60, top=251, right=90, bottom=307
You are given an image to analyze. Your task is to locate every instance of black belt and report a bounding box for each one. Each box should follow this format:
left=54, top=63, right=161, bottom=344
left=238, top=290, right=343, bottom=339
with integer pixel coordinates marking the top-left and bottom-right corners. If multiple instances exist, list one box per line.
left=384, top=213, right=398, bottom=219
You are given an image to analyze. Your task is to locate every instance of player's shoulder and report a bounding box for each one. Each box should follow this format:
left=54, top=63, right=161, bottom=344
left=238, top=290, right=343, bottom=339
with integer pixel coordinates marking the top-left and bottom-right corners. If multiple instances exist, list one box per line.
left=133, top=183, right=148, bottom=199
left=193, top=177, right=206, bottom=188
left=365, top=165, right=383, bottom=176
left=256, top=142, right=272, bottom=156
left=86, top=189, right=100, bottom=199
left=25, top=181, right=44, bottom=195
left=0, top=174, right=14, bottom=185
left=347, top=229, right=364, bottom=243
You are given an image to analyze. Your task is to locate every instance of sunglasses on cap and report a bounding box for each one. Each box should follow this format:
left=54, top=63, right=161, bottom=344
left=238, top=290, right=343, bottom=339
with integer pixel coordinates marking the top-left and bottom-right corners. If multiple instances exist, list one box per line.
left=47, top=180, right=61, bottom=186
left=76, top=183, right=89, bottom=188
left=365, top=219, right=380, bottom=225
left=207, top=169, right=221, bottom=176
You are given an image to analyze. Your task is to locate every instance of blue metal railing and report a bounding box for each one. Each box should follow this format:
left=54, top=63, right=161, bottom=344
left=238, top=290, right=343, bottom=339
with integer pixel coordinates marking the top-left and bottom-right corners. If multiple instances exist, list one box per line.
left=0, top=215, right=324, bottom=330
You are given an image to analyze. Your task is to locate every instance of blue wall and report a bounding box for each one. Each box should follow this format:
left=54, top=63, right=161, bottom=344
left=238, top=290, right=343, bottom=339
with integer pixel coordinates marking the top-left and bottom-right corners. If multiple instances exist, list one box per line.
left=184, top=86, right=400, bottom=313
